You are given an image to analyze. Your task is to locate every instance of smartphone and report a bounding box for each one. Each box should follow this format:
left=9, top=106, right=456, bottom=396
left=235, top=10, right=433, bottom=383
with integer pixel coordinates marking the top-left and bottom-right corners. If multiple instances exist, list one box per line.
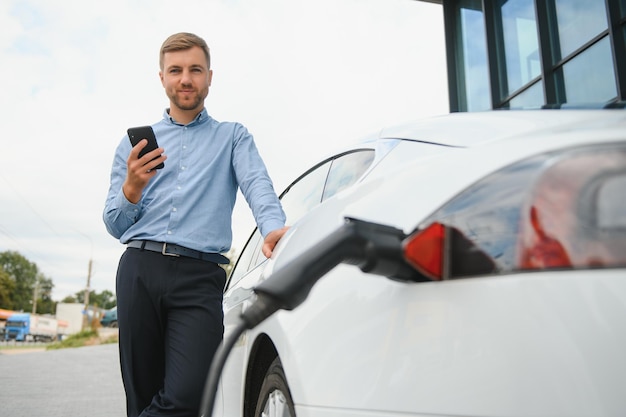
left=127, top=125, right=165, bottom=169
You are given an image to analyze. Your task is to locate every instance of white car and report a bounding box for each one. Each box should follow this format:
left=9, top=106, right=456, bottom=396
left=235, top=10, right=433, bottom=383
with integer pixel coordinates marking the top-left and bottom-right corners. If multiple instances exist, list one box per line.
left=210, top=109, right=626, bottom=417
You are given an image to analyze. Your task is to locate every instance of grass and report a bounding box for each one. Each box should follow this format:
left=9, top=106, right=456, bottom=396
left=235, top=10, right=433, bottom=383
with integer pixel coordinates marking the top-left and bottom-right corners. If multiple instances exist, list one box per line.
left=46, top=328, right=118, bottom=350
left=0, top=328, right=118, bottom=352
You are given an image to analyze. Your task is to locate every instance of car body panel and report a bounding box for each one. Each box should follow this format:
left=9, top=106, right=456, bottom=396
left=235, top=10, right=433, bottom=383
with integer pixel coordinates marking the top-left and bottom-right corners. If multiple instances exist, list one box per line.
left=276, top=269, right=626, bottom=416
left=218, top=110, right=626, bottom=417
left=222, top=268, right=626, bottom=416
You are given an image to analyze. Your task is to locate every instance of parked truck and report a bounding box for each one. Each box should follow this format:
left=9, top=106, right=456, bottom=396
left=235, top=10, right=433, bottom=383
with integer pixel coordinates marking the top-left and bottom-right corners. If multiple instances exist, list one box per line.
left=4, top=313, right=59, bottom=342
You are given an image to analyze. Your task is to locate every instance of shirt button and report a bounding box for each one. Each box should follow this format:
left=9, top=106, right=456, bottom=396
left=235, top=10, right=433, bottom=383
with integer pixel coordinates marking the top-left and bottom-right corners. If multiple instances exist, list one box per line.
left=172, top=208, right=177, bottom=212
left=167, top=231, right=172, bottom=235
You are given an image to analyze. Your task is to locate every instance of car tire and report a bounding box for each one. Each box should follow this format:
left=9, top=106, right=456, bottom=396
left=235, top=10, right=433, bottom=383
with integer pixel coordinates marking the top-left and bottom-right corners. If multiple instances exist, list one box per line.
left=254, top=357, right=296, bottom=417
left=110, top=321, right=118, bottom=328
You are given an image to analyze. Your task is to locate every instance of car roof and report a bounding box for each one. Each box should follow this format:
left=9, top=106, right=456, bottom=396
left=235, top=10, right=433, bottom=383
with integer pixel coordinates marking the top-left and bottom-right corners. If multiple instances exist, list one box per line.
left=378, top=109, right=626, bottom=147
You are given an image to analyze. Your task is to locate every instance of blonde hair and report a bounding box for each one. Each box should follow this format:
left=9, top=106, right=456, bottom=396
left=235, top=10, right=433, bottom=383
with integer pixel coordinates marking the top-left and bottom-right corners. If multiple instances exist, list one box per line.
left=159, top=32, right=210, bottom=70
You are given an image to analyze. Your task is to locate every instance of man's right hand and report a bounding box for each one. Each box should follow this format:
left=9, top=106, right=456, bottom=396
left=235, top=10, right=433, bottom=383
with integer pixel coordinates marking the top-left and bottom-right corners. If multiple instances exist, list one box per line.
left=122, top=139, right=167, bottom=204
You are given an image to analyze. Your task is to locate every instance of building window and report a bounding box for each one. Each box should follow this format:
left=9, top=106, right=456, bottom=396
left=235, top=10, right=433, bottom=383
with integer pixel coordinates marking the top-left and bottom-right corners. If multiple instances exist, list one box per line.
left=553, top=0, right=617, bottom=104
left=460, top=3, right=491, bottom=111
left=555, top=0, right=608, bottom=58
left=560, top=36, right=617, bottom=104
left=500, top=0, right=542, bottom=98
left=443, top=0, right=625, bottom=111
left=509, top=79, right=543, bottom=108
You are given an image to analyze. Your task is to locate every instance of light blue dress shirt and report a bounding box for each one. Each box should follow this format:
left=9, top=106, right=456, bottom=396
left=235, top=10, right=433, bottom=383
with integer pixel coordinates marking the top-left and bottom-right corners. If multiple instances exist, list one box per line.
left=103, top=108, right=286, bottom=254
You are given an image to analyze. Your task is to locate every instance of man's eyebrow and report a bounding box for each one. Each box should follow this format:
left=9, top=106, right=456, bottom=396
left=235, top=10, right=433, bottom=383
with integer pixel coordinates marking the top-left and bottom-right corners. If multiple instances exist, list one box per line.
left=164, top=63, right=207, bottom=72
left=167, top=64, right=205, bottom=69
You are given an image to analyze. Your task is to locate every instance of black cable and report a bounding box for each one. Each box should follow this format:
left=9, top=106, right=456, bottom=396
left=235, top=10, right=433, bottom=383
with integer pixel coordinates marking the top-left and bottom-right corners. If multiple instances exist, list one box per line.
left=199, top=319, right=248, bottom=417
left=197, top=218, right=415, bottom=417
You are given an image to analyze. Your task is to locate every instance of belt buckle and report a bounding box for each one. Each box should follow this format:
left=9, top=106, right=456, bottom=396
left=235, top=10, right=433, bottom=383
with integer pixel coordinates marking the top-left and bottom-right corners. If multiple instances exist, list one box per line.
left=161, top=243, right=180, bottom=257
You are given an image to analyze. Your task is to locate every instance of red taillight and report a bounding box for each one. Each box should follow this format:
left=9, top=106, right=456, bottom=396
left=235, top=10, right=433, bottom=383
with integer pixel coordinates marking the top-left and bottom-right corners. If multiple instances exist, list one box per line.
left=403, top=222, right=445, bottom=280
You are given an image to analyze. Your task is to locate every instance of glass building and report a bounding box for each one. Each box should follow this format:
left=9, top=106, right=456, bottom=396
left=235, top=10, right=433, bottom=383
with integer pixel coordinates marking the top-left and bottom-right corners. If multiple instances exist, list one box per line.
left=421, top=0, right=626, bottom=111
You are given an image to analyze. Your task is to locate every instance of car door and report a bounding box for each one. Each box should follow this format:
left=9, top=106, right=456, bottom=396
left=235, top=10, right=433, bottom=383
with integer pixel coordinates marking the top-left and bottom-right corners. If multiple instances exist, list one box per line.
left=219, top=148, right=375, bottom=417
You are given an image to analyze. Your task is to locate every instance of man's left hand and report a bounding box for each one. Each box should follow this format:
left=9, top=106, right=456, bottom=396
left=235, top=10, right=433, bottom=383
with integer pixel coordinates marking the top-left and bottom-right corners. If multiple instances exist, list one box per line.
left=262, top=226, right=290, bottom=258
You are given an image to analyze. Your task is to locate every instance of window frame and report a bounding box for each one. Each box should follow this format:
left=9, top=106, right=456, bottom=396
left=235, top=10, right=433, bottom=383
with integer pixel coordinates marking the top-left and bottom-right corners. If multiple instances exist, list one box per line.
left=225, top=148, right=376, bottom=290
left=444, top=0, right=626, bottom=111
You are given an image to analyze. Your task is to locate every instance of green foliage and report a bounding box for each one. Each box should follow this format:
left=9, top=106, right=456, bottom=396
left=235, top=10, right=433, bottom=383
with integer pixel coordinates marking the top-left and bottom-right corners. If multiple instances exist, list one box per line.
left=33, top=273, right=55, bottom=314
left=46, top=328, right=118, bottom=350
left=0, top=268, right=15, bottom=308
left=46, top=329, right=98, bottom=350
left=0, top=251, right=40, bottom=311
left=72, top=289, right=116, bottom=310
left=0, top=251, right=57, bottom=314
left=61, top=294, right=78, bottom=303
left=0, top=250, right=116, bottom=313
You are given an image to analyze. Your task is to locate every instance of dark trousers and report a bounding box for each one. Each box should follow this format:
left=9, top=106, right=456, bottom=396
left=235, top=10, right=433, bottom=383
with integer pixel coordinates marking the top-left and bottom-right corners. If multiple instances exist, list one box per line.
left=116, top=248, right=226, bottom=417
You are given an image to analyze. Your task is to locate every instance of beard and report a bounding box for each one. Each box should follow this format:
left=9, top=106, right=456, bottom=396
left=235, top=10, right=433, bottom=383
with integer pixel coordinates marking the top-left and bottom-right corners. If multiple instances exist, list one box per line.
left=168, top=86, right=208, bottom=112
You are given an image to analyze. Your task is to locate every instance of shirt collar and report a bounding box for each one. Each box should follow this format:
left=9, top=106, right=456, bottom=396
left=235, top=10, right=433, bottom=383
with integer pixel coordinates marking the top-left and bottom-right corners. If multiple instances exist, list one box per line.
left=163, top=108, right=210, bottom=127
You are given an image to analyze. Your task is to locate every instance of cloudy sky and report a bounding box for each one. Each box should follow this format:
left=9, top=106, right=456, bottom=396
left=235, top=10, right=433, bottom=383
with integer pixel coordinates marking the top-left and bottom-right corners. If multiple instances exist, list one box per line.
left=0, top=0, right=448, bottom=301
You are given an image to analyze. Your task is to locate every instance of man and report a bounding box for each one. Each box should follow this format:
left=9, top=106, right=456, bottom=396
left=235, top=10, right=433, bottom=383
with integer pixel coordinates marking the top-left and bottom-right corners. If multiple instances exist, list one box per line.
left=103, top=32, right=288, bottom=417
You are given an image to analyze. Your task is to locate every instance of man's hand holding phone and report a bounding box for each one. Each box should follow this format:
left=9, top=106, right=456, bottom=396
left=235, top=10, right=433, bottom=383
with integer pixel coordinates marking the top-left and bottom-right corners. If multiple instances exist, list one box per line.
left=123, top=126, right=167, bottom=203
left=127, top=126, right=165, bottom=169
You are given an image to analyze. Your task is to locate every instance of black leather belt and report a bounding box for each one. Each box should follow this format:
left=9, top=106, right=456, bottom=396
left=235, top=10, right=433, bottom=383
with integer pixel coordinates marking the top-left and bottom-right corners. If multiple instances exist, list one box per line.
left=127, top=240, right=229, bottom=264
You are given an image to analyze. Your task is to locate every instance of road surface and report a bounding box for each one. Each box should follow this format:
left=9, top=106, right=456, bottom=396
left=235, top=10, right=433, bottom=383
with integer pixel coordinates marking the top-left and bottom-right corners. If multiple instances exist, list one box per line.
left=0, top=342, right=126, bottom=417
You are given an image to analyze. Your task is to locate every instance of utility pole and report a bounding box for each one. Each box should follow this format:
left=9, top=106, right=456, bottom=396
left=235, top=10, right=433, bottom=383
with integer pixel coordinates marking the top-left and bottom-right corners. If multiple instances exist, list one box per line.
left=75, top=231, right=94, bottom=331
left=31, top=278, right=39, bottom=314
left=82, top=259, right=93, bottom=330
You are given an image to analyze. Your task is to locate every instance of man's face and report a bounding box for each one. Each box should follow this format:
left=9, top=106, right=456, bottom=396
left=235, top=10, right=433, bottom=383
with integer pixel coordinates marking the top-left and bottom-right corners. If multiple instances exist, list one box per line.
left=160, top=46, right=212, bottom=115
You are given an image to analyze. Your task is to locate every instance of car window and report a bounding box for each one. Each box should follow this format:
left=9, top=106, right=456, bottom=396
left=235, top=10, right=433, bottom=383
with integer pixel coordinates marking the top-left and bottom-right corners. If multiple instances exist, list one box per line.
left=226, top=149, right=375, bottom=290
left=280, top=161, right=331, bottom=224
left=228, top=229, right=263, bottom=285
left=227, top=161, right=332, bottom=289
left=323, top=151, right=375, bottom=201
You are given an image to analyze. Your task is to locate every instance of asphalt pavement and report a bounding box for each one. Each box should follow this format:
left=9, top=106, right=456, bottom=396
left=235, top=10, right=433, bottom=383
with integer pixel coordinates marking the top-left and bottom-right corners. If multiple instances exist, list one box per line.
left=0, top=342, right=126, bottom=417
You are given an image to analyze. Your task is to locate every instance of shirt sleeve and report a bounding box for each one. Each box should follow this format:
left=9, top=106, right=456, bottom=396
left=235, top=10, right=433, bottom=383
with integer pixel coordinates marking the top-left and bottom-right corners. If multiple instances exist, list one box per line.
left=102, top=137, right=142, bottom=239
left=231, top=124, right=286, bottom=238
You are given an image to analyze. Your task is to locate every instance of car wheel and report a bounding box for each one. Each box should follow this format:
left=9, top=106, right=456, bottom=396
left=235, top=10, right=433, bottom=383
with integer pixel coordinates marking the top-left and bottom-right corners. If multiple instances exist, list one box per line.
left=110, top=321, right=118, bottom=328
left=254, top=357, right=296, bottom=417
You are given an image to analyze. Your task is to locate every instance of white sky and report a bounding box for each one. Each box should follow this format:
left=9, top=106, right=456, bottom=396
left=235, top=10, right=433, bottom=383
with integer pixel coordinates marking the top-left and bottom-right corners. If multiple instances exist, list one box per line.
left=0, top=0, right=448, bottom=301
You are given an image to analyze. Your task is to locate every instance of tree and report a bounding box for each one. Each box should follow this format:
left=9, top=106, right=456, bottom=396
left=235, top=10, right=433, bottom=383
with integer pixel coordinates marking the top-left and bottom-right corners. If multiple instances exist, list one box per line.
left=61, top=294, right=78, bottom=304
left=72, top=289, right=116, bottom=310
left=0, top=251, right=40, bottom=311
left=90, top=289, right=116, bottom=310
left=0, top=251, right=56, bottom=313
left=34, top=273, right=56, bottom=314
left=0, top=267, right=15, bottom=309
